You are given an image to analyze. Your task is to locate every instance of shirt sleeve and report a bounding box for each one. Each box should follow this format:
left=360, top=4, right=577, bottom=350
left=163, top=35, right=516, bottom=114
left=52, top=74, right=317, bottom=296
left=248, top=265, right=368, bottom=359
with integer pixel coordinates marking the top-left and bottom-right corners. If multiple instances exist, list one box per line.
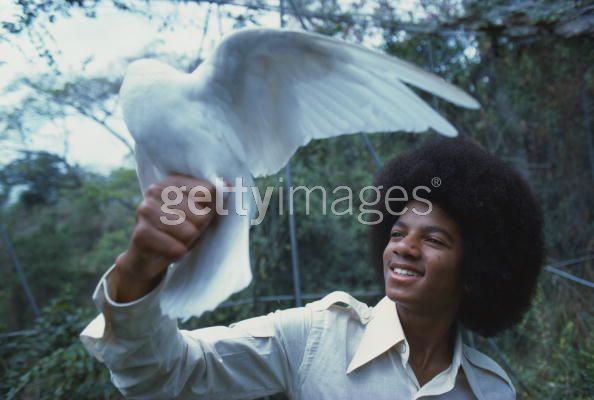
left=80, top=265, right=313, bottom=400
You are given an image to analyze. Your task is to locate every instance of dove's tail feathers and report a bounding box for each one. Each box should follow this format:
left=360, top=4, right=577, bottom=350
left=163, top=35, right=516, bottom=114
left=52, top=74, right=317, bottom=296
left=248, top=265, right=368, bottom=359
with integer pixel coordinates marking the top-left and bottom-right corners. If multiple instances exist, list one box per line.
left=160, top=212, right=253, bottom=320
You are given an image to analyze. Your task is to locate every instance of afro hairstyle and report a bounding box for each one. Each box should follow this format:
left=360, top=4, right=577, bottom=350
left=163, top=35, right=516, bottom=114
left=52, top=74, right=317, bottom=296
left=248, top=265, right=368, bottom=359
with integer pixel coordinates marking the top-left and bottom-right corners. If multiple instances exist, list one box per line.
left=369, top=137, right=544, bottom=337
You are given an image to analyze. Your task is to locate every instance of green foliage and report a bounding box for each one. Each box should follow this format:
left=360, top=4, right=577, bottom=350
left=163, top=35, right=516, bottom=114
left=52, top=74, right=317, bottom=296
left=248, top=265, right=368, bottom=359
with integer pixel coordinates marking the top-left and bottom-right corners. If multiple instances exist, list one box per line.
left=0, top=163, right=137, bottom=329
left=0, top=151, right=82, bottom=208
left=481, top=276, right=594, bottom=399
left=1, top=289, right=122, bottom=399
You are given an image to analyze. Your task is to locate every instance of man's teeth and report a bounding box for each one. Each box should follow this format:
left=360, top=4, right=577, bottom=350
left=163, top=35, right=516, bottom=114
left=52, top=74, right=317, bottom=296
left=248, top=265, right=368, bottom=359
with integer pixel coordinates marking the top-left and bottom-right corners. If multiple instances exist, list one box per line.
left=392, top=267, right=421, bottom=277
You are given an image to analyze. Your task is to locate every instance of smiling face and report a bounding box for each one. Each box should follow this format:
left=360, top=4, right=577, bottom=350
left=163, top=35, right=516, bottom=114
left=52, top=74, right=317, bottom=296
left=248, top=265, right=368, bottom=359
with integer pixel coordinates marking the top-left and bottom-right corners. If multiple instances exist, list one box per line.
left=383, top=200, right=464, bottom=314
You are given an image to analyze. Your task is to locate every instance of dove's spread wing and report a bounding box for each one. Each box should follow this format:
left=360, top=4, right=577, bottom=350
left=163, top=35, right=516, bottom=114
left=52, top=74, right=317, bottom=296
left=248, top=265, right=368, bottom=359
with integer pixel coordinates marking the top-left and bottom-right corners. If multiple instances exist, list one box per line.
left=203, top=28, right=479, bottom=177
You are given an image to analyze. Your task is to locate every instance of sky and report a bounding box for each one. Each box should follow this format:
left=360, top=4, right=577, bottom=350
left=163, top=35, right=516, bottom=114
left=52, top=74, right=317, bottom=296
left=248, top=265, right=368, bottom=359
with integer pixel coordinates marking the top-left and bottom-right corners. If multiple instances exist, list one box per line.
left=0, top=0, right=427, bottom=173
left=1, top=1, right=238, bottom=172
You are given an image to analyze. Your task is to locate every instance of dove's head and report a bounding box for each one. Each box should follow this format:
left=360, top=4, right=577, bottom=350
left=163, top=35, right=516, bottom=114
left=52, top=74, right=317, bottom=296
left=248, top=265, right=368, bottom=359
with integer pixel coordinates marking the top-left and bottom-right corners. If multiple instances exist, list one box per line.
left=120, top=59, right=175, bottom=98
left=119, top=59, right=186, bottom=143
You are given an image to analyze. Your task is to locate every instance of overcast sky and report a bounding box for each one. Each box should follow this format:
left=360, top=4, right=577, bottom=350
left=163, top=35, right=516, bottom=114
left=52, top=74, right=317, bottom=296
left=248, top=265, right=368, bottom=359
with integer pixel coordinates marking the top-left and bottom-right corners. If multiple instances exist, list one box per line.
left=0, top=0, right=423, bottom=173
left=1, top=1, right=239, bottom=172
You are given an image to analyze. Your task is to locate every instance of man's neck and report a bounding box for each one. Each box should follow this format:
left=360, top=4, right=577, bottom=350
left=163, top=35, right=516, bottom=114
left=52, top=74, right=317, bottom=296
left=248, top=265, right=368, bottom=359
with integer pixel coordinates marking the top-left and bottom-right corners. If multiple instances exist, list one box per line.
left=396, top=303, right=457, bottom=386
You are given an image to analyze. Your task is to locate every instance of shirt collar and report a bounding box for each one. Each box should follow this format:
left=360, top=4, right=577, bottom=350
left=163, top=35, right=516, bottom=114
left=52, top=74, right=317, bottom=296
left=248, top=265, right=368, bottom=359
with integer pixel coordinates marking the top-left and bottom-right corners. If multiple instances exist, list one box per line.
left=346, top=296, right=405, bottom=374
left=346, top=296, right=462, bottom=381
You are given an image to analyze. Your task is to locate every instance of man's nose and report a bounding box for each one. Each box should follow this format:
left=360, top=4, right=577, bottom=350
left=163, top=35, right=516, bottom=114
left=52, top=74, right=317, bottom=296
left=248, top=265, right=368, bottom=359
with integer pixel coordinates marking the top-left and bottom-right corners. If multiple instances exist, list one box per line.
left=393, top=235, right=421, bottom=259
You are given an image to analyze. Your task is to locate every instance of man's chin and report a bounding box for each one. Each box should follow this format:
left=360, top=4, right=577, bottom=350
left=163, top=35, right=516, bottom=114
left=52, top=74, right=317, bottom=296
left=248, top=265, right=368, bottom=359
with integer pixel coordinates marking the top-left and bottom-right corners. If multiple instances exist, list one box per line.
left=384, top=284, right=419, bottom=306
left=384, top=285, right=403, bottom=302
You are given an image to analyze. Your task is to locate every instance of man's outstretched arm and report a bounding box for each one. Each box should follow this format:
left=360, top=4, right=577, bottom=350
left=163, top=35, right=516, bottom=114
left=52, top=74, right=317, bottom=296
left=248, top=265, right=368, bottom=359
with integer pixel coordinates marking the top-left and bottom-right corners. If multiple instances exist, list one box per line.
left=80, top=174, right=311, bottom=399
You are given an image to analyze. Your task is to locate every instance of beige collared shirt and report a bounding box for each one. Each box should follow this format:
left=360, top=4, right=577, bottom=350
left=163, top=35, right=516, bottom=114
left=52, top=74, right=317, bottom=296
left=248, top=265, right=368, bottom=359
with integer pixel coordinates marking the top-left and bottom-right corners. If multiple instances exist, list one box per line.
left=81, top=265, right=515, bottom=400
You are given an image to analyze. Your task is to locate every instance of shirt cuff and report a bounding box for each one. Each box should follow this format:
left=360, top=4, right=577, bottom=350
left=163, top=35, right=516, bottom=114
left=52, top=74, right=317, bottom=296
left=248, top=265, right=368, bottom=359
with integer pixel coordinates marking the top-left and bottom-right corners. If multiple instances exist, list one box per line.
left=87, top=264, right=173, bottom=339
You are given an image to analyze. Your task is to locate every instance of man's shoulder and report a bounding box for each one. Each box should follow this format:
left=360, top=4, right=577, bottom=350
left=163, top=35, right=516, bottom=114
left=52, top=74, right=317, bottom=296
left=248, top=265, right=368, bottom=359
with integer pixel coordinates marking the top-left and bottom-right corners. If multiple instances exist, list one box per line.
left=307, top=291, right=372, bottom=323
left=462, top=344, right=516, bottom=400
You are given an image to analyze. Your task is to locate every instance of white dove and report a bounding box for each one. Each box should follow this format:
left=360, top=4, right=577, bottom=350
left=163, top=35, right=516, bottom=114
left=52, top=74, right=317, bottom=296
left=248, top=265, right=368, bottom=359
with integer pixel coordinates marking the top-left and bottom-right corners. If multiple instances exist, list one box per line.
left=119, top=27, right=479, bottom=320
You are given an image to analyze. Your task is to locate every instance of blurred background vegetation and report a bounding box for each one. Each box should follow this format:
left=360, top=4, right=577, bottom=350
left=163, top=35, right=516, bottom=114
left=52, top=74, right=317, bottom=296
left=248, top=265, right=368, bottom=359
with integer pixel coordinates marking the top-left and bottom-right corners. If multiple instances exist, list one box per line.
left=1, top=0, right=593, bottom=399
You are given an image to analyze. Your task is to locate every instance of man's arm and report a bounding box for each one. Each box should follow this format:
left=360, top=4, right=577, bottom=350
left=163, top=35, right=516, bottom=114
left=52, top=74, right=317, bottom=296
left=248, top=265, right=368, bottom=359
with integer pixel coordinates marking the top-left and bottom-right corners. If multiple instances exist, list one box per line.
left=81, top=264, right=312, bottom=399
left=111, top=174, right=214, bottom=303
left=80, top=174, right=311, bottom=399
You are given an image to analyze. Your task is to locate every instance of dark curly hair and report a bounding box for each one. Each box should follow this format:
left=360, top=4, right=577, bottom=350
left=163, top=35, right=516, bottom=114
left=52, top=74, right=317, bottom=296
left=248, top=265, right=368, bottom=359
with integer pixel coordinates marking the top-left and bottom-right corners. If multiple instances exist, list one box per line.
left=369, top=137, right=544, bottom=337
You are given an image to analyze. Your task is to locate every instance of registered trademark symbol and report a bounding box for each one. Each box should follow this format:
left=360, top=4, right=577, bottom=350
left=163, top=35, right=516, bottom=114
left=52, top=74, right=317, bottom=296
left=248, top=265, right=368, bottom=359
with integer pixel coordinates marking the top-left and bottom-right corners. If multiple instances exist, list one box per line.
left=431, top=177, right=442, bottom=188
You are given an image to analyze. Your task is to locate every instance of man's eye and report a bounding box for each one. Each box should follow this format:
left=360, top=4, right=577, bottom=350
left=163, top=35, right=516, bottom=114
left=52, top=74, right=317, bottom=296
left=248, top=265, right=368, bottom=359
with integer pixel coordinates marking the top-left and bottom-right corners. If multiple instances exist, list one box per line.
left=427, top=238, right=444, bottom=245
left=391, top=231, right=404, bottom=238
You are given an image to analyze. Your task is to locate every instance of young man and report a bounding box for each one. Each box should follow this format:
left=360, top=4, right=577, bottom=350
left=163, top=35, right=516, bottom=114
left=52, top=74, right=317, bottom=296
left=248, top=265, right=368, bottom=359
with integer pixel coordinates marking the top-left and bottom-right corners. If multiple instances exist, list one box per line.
left=81, top=138, right=543, bottom=399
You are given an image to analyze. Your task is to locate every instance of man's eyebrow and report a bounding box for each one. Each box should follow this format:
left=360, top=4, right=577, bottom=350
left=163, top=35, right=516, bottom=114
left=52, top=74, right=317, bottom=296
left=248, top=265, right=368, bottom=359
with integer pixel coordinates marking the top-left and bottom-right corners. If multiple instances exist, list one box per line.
left=423, top=225, right=455, bottom=243
left=393, top=220, right=455, bottom=243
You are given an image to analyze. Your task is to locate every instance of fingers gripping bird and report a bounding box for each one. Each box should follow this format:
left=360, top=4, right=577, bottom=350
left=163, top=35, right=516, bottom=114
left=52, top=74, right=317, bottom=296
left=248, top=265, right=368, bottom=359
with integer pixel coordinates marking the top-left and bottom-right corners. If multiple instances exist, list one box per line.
left=119, top=28, right=480, bottom=319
